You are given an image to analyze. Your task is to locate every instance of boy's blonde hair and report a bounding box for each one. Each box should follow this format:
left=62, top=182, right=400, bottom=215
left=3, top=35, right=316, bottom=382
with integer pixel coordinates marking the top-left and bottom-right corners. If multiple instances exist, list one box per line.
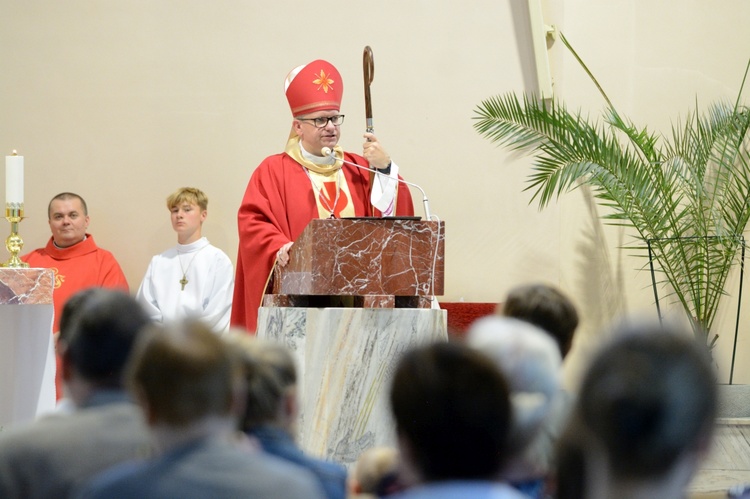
left=166, top=187, right=208, bottom=211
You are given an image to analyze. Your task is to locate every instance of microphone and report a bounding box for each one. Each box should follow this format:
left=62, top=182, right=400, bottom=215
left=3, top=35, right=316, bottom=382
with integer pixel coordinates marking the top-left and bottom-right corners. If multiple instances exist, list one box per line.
left=321, top=147, right=432, bottom=220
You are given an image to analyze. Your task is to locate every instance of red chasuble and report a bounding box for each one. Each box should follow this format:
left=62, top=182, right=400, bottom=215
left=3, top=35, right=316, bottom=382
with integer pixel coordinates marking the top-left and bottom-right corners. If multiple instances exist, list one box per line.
left=231, top=152, right=414, bottom=333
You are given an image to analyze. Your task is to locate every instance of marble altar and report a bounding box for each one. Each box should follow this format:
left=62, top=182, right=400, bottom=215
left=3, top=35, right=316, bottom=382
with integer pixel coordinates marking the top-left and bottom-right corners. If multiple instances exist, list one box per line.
left=257, top=218, right=447, bottom=465
left=0, top=268, right=55, bottom=428
left=257, top=306, right=447, bottom=465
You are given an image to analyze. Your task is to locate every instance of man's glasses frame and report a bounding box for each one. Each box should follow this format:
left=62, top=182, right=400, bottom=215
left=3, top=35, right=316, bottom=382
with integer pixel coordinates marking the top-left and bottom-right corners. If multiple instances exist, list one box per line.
left=297, top=115, right=345, bottom=128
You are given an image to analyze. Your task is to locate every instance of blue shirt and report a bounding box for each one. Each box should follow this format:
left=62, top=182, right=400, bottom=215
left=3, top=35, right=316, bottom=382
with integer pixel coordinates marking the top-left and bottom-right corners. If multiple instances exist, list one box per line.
left=390, top=481, right=531, bottom=499
left=248, top=425, right=348, bottom=499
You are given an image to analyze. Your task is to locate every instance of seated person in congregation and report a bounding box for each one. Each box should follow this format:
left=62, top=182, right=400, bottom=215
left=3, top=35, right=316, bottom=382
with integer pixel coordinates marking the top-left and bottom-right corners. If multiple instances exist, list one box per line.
left=0, top=289, right=152, bottom=499
left=349, top=446, right=405, bottom=497
left=75, top=319, right=325, bottom=499
left=228, top=334, right=348, bottom=499
left=466, top=316, right=563, bottom=498
left=497, top=282, right=580, bottom=492
left=136, top=187, right=234, bottom=333
left=555, top=321, right=717, bottom=499
left=22, top=191, right=129, bottom=397
left=388, top=342, right=528, bottom=499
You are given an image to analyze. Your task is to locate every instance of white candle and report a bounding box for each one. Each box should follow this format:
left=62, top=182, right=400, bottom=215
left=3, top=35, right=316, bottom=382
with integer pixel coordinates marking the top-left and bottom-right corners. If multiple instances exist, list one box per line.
left=5, top=150, right=24, bottom=206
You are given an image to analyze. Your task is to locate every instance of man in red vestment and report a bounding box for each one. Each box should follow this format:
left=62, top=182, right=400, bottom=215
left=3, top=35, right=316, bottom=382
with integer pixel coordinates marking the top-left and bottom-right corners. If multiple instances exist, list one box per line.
left=231, top=59, right=414, bottom=333
left=22, top=192, right=129, bottom=397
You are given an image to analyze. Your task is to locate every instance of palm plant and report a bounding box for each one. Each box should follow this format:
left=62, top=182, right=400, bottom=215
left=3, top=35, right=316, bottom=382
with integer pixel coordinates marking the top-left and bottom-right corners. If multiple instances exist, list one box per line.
left=474, top=33, right=750, bottom=346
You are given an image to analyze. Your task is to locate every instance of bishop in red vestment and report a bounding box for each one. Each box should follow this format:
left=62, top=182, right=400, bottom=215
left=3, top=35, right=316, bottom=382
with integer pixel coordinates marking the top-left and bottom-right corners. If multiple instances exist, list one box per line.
left=231, top=59, right=414, bottom=332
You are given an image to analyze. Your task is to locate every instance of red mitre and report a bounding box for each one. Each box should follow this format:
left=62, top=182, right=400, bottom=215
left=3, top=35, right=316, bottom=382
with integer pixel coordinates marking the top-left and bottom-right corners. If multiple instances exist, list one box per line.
left=284, top=59, right=343, bottom=117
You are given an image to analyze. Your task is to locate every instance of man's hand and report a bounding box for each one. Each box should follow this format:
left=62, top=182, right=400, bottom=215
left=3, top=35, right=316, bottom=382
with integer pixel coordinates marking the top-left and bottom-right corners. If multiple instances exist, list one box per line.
left=363, top=133, right=391, bottom=170
left=276, top=241, right=294, bottom=267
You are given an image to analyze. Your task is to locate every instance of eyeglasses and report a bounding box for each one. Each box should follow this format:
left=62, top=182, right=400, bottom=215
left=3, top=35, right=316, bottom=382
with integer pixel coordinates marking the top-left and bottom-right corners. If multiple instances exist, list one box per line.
left=297, top=115, right=345, bottom=128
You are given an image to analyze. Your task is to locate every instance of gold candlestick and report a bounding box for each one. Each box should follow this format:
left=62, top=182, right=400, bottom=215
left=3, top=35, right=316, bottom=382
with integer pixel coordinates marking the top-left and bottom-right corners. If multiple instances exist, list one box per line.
left=2, top=205, right=29, bottom=268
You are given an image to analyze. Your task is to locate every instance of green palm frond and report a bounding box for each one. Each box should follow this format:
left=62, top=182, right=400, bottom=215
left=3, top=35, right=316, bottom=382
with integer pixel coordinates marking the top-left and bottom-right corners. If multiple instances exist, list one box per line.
left=473, top=38, right=750, bottom=342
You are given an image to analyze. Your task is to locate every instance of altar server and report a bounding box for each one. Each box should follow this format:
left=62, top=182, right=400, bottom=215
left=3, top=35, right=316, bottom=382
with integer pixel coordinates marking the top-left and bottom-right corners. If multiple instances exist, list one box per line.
left=136, top=187, right=234, bottom=333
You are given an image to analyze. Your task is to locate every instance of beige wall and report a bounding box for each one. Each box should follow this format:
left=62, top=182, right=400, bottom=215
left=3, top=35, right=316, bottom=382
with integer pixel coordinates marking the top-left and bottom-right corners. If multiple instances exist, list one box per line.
left=2, top=1, right=750, bottom=383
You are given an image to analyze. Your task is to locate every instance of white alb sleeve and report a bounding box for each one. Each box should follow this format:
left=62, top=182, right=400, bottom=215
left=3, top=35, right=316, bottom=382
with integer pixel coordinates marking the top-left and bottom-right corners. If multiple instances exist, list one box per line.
left=369, top=161, right=399, bottom=216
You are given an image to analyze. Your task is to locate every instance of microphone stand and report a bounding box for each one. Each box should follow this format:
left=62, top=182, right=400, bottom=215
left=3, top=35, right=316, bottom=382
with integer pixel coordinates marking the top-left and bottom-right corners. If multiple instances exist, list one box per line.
left=322, top=147, right=432, bottom=220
